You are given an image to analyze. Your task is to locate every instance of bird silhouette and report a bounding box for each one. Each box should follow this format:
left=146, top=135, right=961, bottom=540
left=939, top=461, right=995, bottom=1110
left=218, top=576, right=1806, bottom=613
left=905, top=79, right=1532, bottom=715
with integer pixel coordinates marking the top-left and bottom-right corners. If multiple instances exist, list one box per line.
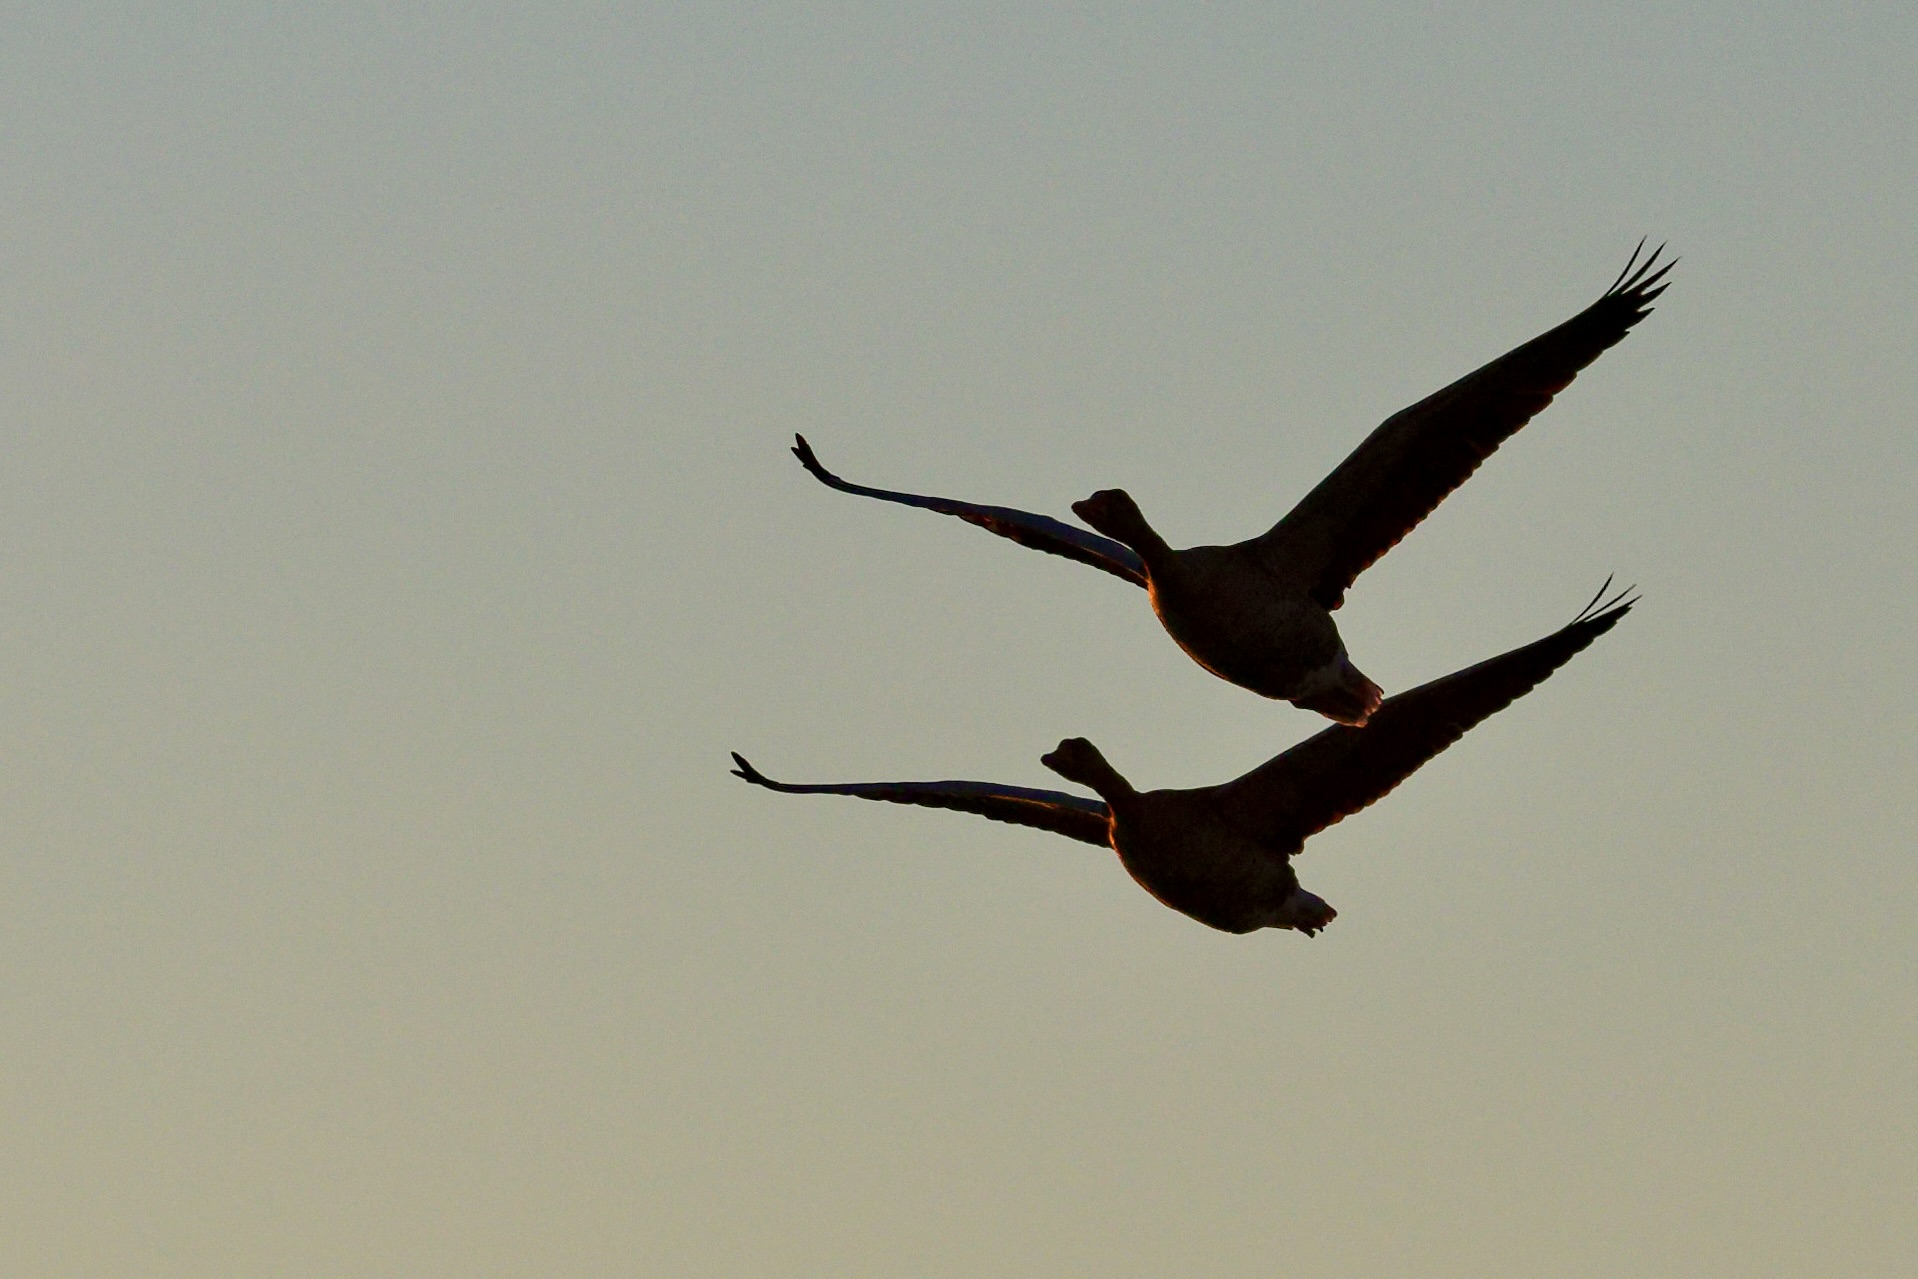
left=733, top=583, right=1633, bottom=935
left=792, top=245, right=1670, bottom=723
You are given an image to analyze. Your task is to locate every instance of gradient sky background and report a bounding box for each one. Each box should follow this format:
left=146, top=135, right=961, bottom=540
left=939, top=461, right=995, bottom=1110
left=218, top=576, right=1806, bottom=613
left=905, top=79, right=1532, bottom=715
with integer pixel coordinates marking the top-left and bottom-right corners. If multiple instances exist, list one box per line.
left=3, top=3, right=1914, bottom=1275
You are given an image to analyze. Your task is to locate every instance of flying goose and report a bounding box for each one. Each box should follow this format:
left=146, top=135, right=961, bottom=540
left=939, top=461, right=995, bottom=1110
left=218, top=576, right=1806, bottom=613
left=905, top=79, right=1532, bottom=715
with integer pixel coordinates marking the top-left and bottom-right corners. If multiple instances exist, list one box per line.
left=793, top=245, right=1670, bottom=724
left=733, top=584, right=1633, bottom=935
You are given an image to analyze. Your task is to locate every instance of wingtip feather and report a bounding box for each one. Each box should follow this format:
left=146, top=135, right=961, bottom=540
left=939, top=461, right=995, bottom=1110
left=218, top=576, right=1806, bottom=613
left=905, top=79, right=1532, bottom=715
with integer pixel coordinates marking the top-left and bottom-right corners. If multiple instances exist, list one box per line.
left=1607, top=241, right=1677, bottom=300
left=790, top=434, right=838, bottom=483
left=730, top=751, right=770, bottom=785
left=1607, top=237, right=1650, bottom=293
left=1570, top=576, right=1639, bottom=629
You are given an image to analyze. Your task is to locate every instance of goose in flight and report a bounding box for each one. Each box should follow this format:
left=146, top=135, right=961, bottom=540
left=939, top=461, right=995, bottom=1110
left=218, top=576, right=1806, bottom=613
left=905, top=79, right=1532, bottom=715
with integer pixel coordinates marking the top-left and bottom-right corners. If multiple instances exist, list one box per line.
left=733, top=584, right=1633, bottom=935
left=793, top=245, right=1670, bottom=724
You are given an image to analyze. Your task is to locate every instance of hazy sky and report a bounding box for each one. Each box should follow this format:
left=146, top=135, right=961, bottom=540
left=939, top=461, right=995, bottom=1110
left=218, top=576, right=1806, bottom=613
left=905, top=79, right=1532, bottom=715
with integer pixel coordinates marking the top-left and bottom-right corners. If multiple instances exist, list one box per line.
left=3, top=3, right=1914, bottom=1275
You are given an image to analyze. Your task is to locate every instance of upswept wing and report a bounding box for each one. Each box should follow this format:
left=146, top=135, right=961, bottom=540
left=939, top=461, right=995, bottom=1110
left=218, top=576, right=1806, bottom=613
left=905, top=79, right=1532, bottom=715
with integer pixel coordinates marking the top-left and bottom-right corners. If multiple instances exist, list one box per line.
left=1214, top=583, right=1636, bottom=843
left=731, top=752, right=1113, bottom=847
left=1255, top=244, right=1673, bottom=609
left=791, top=436, right=1148, bottom=588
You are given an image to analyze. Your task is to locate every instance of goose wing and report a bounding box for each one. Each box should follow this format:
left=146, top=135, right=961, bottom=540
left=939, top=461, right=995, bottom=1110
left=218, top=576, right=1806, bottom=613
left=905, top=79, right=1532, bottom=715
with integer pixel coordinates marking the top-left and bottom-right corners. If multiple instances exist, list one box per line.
left=791, top=436, right=1148, bottom=588
left=1214, top=583, right=1635, bottom=842
left=1254, top=245, right=1673, bottom=609
left=731, top=752, right=1113, bottom=847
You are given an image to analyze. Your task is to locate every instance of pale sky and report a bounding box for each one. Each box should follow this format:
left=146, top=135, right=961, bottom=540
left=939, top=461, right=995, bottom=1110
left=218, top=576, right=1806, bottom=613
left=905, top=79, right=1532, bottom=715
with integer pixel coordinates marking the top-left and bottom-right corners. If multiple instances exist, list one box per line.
left=2, top=3, right=1914, bottom=1275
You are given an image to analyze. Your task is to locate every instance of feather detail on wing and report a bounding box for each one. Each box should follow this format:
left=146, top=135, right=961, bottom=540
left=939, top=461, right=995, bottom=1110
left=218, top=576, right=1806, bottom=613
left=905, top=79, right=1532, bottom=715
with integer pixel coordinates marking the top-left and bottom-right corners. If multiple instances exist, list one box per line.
left=1213, top=582, right=1636, bottom=843
left=792, top=436, right=1149, bottom=588
left=1255, top=244, right=1673, bottom=609
left=731, top=752, right=1114, bottom=847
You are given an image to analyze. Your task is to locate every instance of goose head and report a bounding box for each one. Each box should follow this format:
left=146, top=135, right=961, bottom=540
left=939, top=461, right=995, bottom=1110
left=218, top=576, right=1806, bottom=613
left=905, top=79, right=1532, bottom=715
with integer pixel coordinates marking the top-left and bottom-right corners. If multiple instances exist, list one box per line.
left=1071, top=489, right=1160, bottom=552
left=1040, top=737, right=1136, bottom=803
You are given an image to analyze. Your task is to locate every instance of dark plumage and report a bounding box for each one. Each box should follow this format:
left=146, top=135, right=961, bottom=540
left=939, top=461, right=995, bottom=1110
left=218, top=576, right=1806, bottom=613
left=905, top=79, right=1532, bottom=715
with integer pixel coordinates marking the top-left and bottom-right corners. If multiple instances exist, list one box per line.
left=733, top=585, right=1634, bottom=935
left=793, top=245, right=1671, bottom=723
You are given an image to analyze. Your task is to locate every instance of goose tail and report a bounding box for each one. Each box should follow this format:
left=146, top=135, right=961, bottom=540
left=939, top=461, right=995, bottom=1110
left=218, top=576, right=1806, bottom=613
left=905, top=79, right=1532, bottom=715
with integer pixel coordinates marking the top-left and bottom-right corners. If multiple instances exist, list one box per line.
left=1292, top=654, right=1384, bottom=726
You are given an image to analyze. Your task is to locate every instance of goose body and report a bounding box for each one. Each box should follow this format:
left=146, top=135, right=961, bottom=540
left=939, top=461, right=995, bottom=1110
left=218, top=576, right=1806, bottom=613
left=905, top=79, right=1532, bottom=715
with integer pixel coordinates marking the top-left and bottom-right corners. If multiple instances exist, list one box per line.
left=793, top=245, right=1671, bottom=723
left=734, top=585, right=1633, bottom=935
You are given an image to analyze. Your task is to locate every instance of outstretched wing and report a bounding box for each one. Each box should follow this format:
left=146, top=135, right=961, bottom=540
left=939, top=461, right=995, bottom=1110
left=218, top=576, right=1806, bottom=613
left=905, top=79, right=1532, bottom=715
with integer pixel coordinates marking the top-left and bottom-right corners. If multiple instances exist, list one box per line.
left=791, top=436, right=1148, bottom=588
left=1214, top=583, right=1636, bottom=843
left=731, top=752, right=1113, bottom=847
left=1255, top=244, right=1673, bottom=609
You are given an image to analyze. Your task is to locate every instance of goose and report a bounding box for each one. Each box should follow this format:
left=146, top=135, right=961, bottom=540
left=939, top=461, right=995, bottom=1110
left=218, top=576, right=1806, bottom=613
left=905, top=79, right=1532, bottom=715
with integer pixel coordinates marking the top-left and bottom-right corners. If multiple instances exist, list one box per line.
left=792, top=245, right=1670, bottom=724
left=733, top=583, right=1632, bottom=935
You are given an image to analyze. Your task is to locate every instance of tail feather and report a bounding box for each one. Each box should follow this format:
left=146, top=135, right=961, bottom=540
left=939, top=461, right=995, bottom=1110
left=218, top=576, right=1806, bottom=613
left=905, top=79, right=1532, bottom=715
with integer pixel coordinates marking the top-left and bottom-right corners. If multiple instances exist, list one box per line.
left=1293, top=656, right=1384, bottom=726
